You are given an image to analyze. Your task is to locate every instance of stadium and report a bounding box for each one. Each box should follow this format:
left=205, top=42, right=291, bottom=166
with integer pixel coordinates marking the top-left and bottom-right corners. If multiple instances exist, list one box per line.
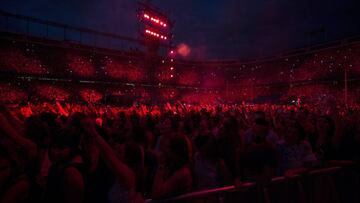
left=0, top=1, right=359, bottom=203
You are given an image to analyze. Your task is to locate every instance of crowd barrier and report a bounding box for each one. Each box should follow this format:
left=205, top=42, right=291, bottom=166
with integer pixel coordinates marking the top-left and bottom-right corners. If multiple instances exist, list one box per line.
left=146, top=165, right=360, bottom=203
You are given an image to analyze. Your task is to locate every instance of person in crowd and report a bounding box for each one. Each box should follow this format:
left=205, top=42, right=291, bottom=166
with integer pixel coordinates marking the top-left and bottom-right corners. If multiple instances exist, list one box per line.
left=238, top=118, right=277, bottom=183
left=23, top=115, right=53, bottom=203
left=337, top=110, right=360, bottom=162
left=217, top=116, right=242, bottom=177
left=0, top=149, right=30, bottom=203
left=243, top=111, right=279, bottom=147
left=151, top=136, right=192, bottom=199
left=193, top=134, right=230, bottom=190
left=81, top=116, right=144, bottom=203
left=44, top=122, right=85, bottom=203
left=277, top=120, right=318, bottom=176
left=313, top=115, right=337, bottom=162
left=0, top=109, right=33, bottom=203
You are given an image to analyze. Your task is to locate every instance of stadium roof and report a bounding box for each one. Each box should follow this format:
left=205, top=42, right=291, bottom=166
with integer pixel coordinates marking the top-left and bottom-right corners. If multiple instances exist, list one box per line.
left=1, top=0, right=359, bottom=60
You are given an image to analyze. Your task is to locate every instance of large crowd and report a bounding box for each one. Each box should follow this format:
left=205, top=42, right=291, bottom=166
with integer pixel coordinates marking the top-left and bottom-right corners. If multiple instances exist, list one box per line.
left=1, top=100, right=359, bottom=203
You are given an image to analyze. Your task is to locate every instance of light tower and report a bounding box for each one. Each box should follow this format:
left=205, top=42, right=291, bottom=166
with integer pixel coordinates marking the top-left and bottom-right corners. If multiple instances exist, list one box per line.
left=137, top=1, right=174, bottom=102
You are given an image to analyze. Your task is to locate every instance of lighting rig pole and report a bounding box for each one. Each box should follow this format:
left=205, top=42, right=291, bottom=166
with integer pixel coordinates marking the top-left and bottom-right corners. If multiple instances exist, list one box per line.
left=344, top=64, right=348, bottom=108
left=343, top=52, right=351, bottom=109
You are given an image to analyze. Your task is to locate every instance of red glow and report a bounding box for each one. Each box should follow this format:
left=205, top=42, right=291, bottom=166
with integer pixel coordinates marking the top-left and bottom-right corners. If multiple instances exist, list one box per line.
left=170, top=67, right=174, bottom=70
left=0, top=83, right=27, bottom=103
left=0, top=48, right=48, bottom=74
left=177, top=43, right=191, bottom=57
left=67, top=54, right=96, bottom=77
left=105, top=58, right=145, bottom=81
left=36, top=85, right=70, bottom=101
left=178, top=70, right=198, bottom=85
left=80, top=89, right=103, bottom=102
left=157, top=88, right=178, bottom=100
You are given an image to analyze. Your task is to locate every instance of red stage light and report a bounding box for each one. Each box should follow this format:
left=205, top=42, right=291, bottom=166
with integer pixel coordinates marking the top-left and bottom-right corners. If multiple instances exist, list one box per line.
left=170, top=74, right=174, bottom=78
left=170, top=67, right=174, bottom=70
left=145, top=29, right=168, bottom=40
left=142, top=11, right=169, bottom=28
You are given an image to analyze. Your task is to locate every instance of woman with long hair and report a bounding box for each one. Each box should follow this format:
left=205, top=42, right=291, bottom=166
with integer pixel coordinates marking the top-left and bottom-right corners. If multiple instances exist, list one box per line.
left=151, top=136, right=192, bottom=199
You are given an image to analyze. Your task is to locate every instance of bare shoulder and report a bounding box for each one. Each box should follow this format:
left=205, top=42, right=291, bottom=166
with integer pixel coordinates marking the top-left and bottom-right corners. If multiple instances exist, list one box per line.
left=172, top=166, right=192, bottom=183
left=1, top=176, right=30, bottom=203
left=176, top=166, right=191, bottom=176
left=12, top=177, right=30, bottom=192
left=64, top=166, right=83, bottom=184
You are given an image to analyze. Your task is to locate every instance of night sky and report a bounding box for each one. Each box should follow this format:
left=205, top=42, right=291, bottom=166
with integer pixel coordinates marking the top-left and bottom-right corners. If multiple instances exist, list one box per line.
left=1, top=0, right=359, bottom=60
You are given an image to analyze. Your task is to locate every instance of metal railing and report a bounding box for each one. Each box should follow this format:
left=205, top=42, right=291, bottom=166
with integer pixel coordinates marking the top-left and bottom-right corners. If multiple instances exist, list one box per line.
left=145, top=166, right=360, bottom=203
